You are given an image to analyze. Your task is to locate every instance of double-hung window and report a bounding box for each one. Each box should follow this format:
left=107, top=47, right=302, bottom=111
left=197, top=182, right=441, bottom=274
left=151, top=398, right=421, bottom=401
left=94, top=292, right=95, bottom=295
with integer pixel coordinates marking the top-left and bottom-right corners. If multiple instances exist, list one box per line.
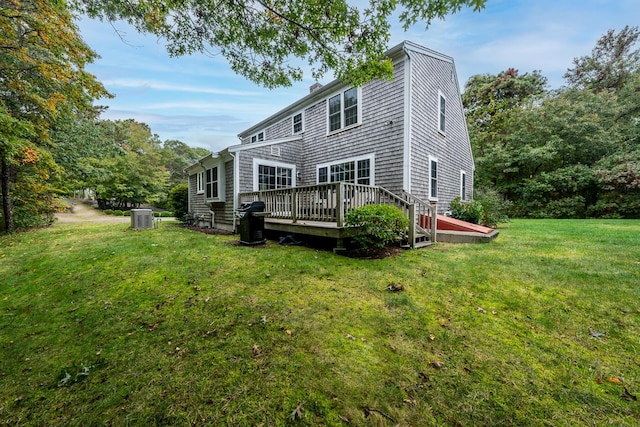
left=327, top=87, right=359, bottom=133
left=205, top=167, right=218, bottom=199
left=429, top=157, right=438, bottom=200
left=438, top=91, right=446, bottom=134
left=293, top=113, right=303, bottom=134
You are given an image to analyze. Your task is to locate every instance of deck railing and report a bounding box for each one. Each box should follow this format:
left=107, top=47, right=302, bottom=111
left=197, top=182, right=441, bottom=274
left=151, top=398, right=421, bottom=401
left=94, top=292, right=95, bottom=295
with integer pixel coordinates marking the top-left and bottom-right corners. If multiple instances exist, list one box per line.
left=239, top=182, right=437, bottom=246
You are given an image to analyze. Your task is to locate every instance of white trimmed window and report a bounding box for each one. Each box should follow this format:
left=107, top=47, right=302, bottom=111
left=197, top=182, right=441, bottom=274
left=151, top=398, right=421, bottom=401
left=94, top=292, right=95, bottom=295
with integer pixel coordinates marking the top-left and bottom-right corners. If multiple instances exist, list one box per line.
left=438, top=91, right=446, bottom=135
left=460, top=170, right=467, bottom=201
left=317, top=154, right=374, bottom=185
left=293, top=112, right=303, bottom=134
left=253, top=159, right=296, bottom=190
left=196, top=171, right=204, bottom=194
left=250, top=131, right=265, bottom=143
left=205, top=167, right=218, bottom=199
left=327, top=87, right=360, bottom=133
left=429, top=156, right=438, bottom=200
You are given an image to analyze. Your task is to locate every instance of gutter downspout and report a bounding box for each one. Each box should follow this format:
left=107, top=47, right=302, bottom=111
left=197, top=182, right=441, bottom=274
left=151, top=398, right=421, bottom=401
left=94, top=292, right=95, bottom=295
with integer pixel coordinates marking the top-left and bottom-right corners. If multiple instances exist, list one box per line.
left=402, top=44, right=412, bottom=193
left=229, top=151, right=238, bottom=232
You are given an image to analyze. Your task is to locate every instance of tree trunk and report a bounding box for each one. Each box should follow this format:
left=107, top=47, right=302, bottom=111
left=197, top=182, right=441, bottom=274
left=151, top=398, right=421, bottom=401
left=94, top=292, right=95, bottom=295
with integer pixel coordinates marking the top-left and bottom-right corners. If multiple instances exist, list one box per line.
left=1, top=156, right=15, bottom=233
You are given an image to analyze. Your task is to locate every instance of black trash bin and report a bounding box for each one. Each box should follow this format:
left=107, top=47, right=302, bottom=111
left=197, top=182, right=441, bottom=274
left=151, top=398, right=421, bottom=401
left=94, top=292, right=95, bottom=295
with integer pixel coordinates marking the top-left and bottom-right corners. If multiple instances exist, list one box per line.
left=237, top=201, right=267, bottom=245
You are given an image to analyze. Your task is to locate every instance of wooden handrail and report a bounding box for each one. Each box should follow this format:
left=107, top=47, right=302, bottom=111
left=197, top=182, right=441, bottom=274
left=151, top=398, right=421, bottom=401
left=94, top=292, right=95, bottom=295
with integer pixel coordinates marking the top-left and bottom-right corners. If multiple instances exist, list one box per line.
left=239, top=184, right=437, bottom=246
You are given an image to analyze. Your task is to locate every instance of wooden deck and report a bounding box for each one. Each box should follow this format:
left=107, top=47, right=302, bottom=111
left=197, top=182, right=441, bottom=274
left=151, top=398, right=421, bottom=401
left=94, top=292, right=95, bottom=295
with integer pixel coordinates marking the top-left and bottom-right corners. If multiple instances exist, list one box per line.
left=239, top=183, right=437, bottom=248
left=264, top=217, right=346, bottom=239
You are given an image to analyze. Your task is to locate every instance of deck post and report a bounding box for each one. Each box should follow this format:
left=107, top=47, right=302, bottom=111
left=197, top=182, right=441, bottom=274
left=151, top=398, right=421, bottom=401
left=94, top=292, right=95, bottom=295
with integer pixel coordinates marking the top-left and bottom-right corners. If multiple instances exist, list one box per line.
left=291, top=187, right=297, bottom=223
left=336, top=182, right=345, bottom=227
left=408, top=203, right=416, bottom=248
left=430, top=202, right=437, bottom=243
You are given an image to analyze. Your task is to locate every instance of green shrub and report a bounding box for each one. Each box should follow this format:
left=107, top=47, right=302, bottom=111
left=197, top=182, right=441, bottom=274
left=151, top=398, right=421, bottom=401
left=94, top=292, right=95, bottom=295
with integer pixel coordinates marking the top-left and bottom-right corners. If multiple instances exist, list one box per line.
left=112, top=210, right=123, bottom=216
left=345, top=204, right=409, bottom=250
left=168, top=184, right=189, bottom=222
left=449, top=197, right=484, bottom=224
left=160, top=211, right=172, bottom=218
left=474, top=188, right=511, bottom=227
left=104, top=209, right=113, bottom=215
left=123, top=210, right=131, bottom=216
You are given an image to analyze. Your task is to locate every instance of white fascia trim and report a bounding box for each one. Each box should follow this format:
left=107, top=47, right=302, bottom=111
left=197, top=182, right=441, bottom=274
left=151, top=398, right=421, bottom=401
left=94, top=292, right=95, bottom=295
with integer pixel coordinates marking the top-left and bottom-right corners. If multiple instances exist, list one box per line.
left=403, top=41, right=454, bottom=64
left=228, top=135, right=302, bottom=153
left=403, top=50, right=412, bottom=193
left=252, top=158, right=297, bottom=191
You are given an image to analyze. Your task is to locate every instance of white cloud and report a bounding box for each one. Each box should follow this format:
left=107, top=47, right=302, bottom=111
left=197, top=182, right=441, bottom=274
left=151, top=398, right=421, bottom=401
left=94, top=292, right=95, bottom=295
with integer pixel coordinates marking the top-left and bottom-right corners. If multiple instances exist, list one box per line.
left=102, top=78, right=262, bottom=96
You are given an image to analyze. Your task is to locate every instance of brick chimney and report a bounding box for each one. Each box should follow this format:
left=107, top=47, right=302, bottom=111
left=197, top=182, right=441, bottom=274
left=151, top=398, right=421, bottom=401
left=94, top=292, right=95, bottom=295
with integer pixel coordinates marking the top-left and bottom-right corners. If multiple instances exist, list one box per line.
left=309, top=83, right=323, bottom=93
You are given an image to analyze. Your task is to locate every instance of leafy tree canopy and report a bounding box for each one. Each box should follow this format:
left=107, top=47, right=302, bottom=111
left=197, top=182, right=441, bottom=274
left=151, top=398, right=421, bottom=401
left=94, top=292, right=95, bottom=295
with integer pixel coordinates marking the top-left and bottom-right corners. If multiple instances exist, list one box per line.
left=1, top=0, right=110, bottom=232
left=72, top=0, right=486, bottom=87
left=564, top=25, right=640, bottom=91
left=463, top=27, right=640, bottom=219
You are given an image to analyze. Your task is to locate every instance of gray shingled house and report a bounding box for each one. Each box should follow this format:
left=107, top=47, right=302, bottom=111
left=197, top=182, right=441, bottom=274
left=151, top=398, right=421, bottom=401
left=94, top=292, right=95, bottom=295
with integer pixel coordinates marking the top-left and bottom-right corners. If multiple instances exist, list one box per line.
left=186, top=41, right=474, bottom=248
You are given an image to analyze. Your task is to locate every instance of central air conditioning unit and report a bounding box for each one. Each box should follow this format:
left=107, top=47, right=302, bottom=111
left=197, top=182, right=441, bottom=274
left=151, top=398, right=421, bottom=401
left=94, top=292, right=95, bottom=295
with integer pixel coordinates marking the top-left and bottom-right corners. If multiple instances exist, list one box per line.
left=130, top=209, right=154, bottom=229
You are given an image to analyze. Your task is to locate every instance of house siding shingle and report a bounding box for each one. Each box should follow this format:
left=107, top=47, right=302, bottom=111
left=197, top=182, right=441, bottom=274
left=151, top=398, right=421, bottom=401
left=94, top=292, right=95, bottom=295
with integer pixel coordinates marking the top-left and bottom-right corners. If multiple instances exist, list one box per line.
left=301, top=59, right=406, bottom=193
left=409, top=50, right=474, bottom=212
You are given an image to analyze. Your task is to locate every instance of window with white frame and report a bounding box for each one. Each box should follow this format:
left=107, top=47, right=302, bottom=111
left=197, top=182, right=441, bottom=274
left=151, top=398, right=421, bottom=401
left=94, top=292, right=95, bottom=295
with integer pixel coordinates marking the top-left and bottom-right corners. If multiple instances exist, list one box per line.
left=429, top=157, right=438, bottom=200
left=205, top=167, right=218, bottom=199
left=293, top=112, right=303, bottom=134
left=196, top=171, right=204, bottom=194
left=438, top=92, right=446, bottom=134
left=317, top=155, right=373, bottom=185
left=327, top=87, right=360, bottom=133
left=250, top=131, right=265, bottom=143
left=460, top=170, right=467, bottom=201
left=254, top=159, right=296, bottom=191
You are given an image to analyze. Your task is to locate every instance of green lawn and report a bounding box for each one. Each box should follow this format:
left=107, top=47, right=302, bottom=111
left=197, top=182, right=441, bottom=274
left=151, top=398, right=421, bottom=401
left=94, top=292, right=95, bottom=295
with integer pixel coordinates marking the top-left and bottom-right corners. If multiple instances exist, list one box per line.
left=1, top=219, right=639, bottom=426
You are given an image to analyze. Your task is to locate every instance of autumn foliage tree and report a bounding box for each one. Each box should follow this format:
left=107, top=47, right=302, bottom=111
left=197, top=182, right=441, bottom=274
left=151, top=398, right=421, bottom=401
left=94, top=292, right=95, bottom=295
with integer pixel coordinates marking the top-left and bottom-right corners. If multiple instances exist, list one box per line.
left=0, top=0, right=109, bottom=232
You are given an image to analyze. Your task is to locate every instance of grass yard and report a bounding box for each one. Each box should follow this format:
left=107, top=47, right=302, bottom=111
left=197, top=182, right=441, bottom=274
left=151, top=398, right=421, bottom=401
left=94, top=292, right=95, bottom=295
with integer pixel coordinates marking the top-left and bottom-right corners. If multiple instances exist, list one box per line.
left=1, top=219, right=639, bottom=426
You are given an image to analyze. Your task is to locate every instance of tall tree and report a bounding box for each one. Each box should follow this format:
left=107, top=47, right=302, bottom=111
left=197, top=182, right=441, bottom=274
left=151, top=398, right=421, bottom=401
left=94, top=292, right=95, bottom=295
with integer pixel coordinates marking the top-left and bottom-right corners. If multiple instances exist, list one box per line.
left=73, top=0, right=486, bottom=87
left=462, top=69, right=547, bottom=187
left=0, top=0, right=109, bottom=232
left=564, top=25, right=640, bottom=92
left=89, top=120, right=170, bottom=209
left=160, top=140, right=210, bottom=187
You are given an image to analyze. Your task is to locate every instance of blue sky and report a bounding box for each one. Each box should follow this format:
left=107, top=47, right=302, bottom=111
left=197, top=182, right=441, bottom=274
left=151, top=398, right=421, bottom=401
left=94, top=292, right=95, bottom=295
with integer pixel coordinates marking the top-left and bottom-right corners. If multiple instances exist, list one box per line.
left=76, top=0, right=637, bottom=152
